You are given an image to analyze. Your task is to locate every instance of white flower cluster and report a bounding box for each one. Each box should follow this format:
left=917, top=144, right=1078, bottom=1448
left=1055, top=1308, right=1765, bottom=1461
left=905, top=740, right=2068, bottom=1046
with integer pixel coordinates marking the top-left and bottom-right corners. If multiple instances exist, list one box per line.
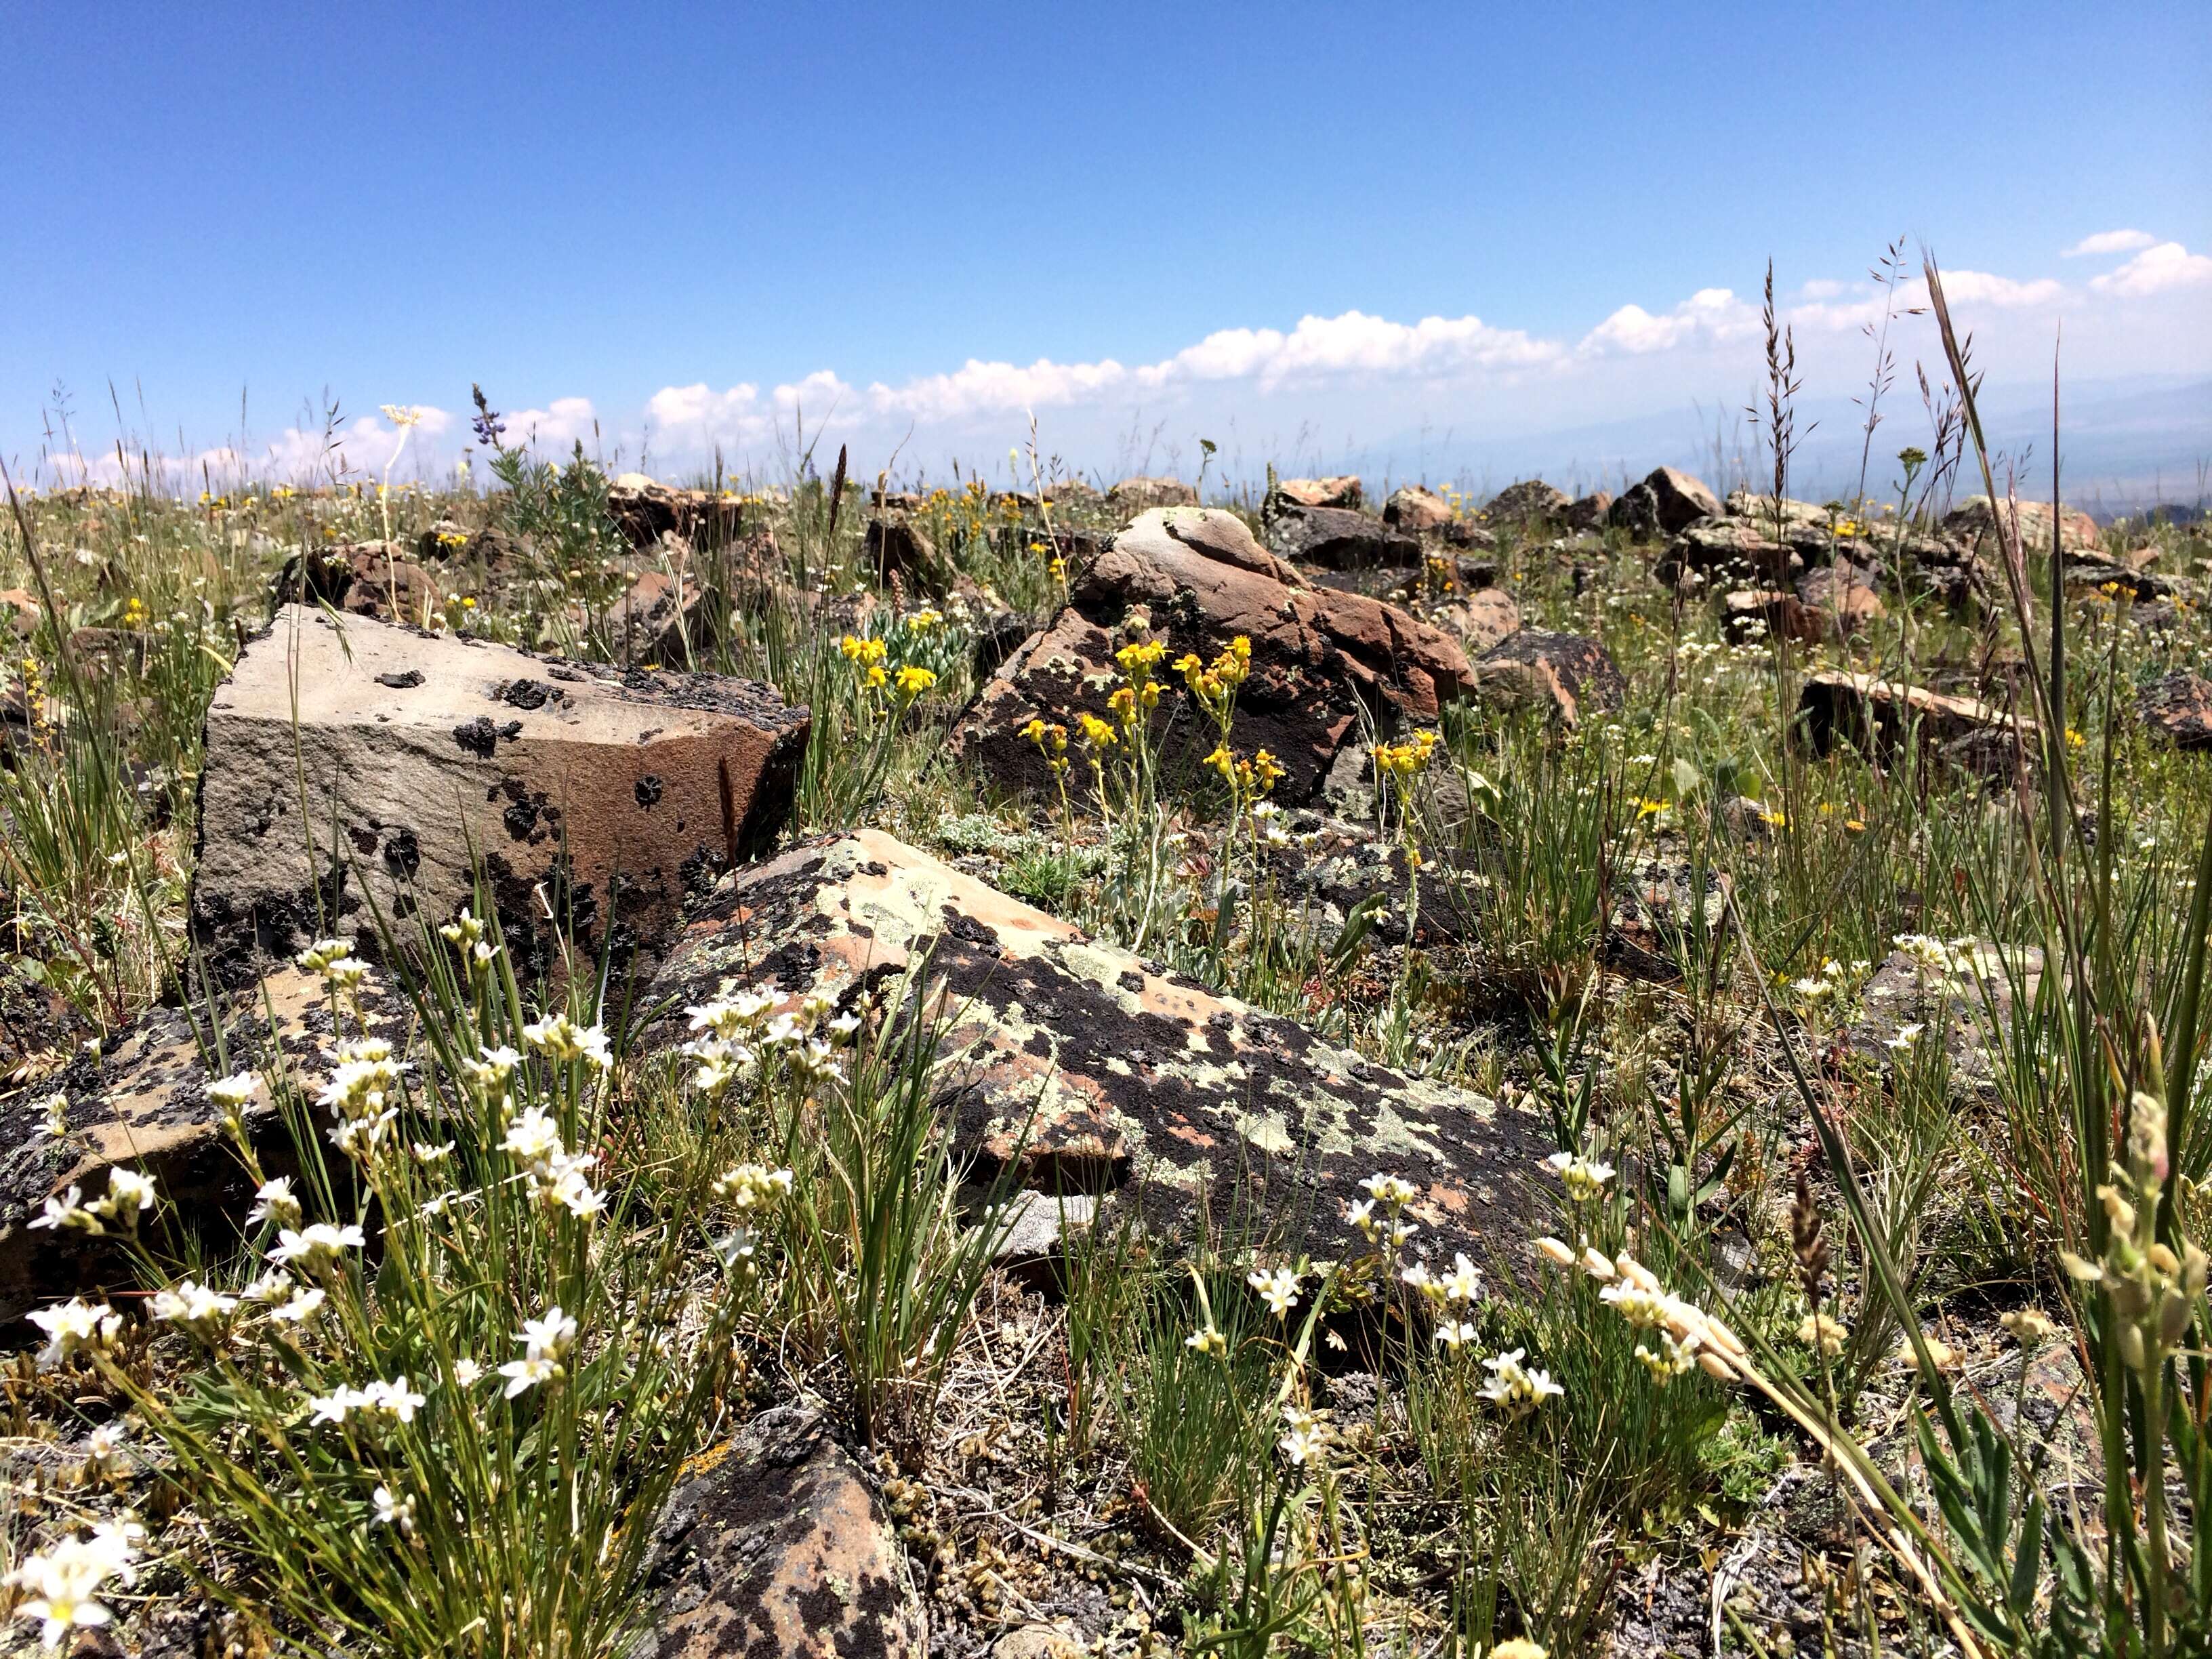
left=683, top=983, right=856, bottom=1095
left=308, top=1375, right=428, bottom=1428
left=522, top=1012, right=613, bottom=1069
left=1479, top=1349, right=1564, bottom=1418
left=1551, top=1246, right=1750, bottom=1385
left=1541, top=1149, right=1616, bottom=1204
left=438, top=907, right=502, bottom=979
left=25, top=1298, right=122, bottom=1370
left=321, top=1037, right=405, bottom=1158
left=1402, top=1252, right=1486, bottom=1347
left=1348, top=1170, right=1420, bottom=1251
left=26, top=1168, right=156, bottom=1237
left=298, top=937, right=371, bottom=991
left=499, top=1304, right=577, bottom=1397
left=6, top=1519, right=141, bottom=1650
left=499, top=1104, right=606, bottom=1220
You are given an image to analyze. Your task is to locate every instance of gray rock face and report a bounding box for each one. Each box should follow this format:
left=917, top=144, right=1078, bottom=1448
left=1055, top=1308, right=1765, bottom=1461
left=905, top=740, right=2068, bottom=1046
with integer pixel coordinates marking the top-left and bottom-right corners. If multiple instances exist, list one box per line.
left=1105, top=476, right=1198, bottom=515
left=1658, top=517, right=1798, bottom=586
left=1609, top=467, right=1723, bottom=539
left=641, top=1404, right=923, bottom=1659
left=190, top=607, right=809, bottom=981
left=1483, top=480, right=1571, bottom=525
left=641, top=831, right=1552, bottom=1271
left=1564, top=491, right=1613, bottom=533
left=1263, top=499, right=1422, bottom=569
left=1383, top=485, right=1454, bottom=533
left=1472, top=630, right=1626, bottom=727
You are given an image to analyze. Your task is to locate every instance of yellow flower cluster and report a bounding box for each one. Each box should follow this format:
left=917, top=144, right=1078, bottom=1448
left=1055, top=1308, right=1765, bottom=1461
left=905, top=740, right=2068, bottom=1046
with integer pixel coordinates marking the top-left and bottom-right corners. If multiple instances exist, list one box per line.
left=1173, top=636, right=1252, bottom=716
left=1203, top=744, right=1285, bottom=798
left=1076, top=712, right=1118, bottom=749
left=839, top=634, right=888, bottom=691
left=1372, top=729, right=1441, bottom=782
left=1021, top=718, right=1071, bottom=775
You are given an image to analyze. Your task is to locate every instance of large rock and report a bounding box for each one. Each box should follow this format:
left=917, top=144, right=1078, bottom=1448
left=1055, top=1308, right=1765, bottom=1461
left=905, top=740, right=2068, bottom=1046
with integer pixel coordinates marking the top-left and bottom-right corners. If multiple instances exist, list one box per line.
left=191, top=607, right=808, bottom=980
left=641, top=1403, right=922, bottom=1659
left=1797, top=670, right=2030, bottom=771
left=273, top=542, right=442, bottom=627
left=1382, top=485, right=1454, bottom=533
left=1432, top=588, right=1523, bottom=656
left=1564, top=491, right=1613, bottom=533
left=0, top=966, right=402, bottom=1323
left=643, top=832, right=1551, bottom=1269
left=1793, top=566, right=1886, bottom=635
left=1657, top=516, right=1797, bottom=587
left=1483, top=480, right=1571, bottom=525
left=607, top=478, right=747, bottom=549
left=1845, top=940, right=2045, bottom=1103
left=1608, top=467, right=1723, bottom=540
left=1263, top=499, right=1421, bottom=570
left=863, top=516, right=956, bottom=597
left=1105, top=476, right=1197, bottom=515
left=953, top=508, right=1476, bottom=804
left=1276, top=475, right=1364, bottom=509
left=1944, top=497, right=2101, bottom=556
left=1472, top=630, right=1625, bottom=727
left=2142, top=672, right=2212, bottom=750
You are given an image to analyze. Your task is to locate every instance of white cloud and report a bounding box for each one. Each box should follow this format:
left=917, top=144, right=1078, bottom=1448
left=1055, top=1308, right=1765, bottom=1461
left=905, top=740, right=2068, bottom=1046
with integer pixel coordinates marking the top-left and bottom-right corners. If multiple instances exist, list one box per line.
left=2064, top=228, right=2157, bottom=258
left=1578, top=287, right=1756, bottom=356
left=504, top=396, right=598, bottom=449
left=1799, top=278, right=1846, bottom=300
left=2090, top=241, right=2212, bottom=298
left=1938, top=269, right=2064, bottom=308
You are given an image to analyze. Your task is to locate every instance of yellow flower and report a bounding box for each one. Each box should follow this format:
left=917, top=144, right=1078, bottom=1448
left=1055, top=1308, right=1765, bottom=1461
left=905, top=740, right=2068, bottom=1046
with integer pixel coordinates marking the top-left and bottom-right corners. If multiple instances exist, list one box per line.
left=1077, top=712, right=1118, bottom=749
left=907, top=608, right=943, bottom=632
left=1108, top=685, right=1139, bottom=727
left=840, top=634, right=888, bottom=668
left=893, top=665, right=937, bottom=699
left=1203, top=744, right=1237, bottom=783
left=863, top=664, right=887, bottom=690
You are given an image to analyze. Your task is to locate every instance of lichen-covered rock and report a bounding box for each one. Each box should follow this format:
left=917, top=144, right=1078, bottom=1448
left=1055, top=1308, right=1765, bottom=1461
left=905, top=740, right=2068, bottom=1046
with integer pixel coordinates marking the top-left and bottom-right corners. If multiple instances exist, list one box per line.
left=0, top=966, right=405, bottom=1322
left=191, top=606, right=808, bottom=981
left=863, top=516, right=956, bottom=598
left=1472, top=630, right=1624, bottom=727
left=953, top=508, right=1477, bottom=804
left=1943, top=496, right=2101, bottom=556
left=1432, top=588, right=1522, bottom=655
left=1609, top=467, right=1722, bottom=540
left=641, top=831, right=1550, bottom=1270
left=2142, top=671, right=2212, bottom=750
left=1844, top=939, right=2043, bottom=1103
left=1564, top=491, right=1612, bottom=533
left=640, top=1404, right=922, bottom=1659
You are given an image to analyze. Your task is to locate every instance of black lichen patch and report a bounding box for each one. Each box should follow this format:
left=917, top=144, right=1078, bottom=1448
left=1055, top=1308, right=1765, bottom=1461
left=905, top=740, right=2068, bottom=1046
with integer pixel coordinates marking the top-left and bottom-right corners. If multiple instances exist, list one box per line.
left=373, top=669, right=424, bottom=689
left=380, top=827, right=422, bottom=879
left=452, top=716, right=501, bottom=758
left=499, top=678, right=556, bottom=711
left=634, top=775, right=663, bottom=808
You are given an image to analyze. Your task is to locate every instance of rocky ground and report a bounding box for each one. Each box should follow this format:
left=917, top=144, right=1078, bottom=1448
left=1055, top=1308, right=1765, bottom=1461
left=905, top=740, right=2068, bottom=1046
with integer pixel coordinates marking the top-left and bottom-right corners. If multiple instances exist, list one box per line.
left=0, top=455, right=2203, bottom=1656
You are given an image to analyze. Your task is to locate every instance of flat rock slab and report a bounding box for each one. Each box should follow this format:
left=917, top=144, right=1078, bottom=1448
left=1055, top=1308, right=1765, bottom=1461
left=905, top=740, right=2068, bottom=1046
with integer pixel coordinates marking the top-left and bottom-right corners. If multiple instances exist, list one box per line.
left=642, top=830, right=1549, bottom=1270
left=192, top=607, right=808, bottom=980
left=0, top=966, right=405, bottom=1323
left=641, top=1404, right=922, bottom=1659
left=954, top=508, right=1475, bottom=804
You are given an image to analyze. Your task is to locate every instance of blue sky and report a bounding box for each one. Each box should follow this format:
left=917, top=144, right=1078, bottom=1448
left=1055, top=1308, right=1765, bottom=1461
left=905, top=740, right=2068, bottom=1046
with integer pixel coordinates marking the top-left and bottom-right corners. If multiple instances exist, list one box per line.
left=5, top=1, right=2207, bottom=496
